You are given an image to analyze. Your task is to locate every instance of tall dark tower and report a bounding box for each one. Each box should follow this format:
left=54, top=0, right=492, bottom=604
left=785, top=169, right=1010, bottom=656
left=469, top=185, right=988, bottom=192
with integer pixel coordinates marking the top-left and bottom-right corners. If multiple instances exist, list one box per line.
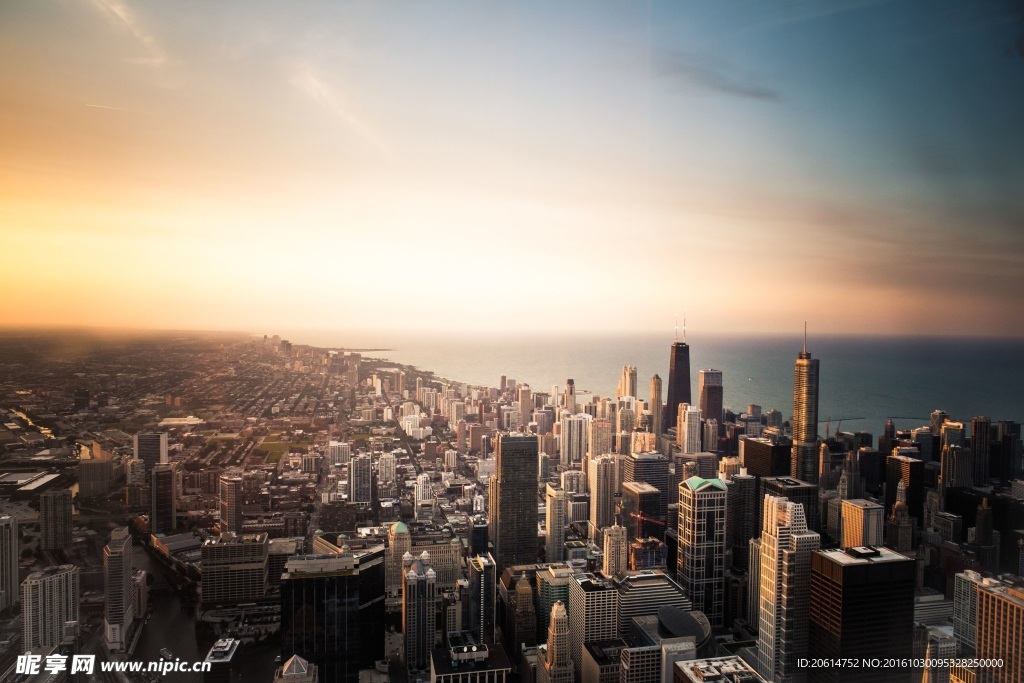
left=665, top=323, right=691, bottom=435
left=490, top=433, right=539, bottom=572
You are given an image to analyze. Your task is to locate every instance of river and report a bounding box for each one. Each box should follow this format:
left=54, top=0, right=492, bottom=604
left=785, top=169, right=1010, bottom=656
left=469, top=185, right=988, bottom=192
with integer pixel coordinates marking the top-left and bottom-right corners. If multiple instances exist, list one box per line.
left=130, top=547, right=281, bottom=681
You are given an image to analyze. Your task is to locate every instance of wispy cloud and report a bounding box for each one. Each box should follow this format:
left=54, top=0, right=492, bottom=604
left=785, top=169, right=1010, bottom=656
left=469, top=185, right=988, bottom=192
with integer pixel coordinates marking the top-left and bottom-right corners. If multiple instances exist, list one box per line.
left=88, top=0, right=173, bottom=67
left=652, top=48, right=782, bottom=101
left=289, top=64, right=391, bottom=156
left=84, top=102, right=137, bottom=113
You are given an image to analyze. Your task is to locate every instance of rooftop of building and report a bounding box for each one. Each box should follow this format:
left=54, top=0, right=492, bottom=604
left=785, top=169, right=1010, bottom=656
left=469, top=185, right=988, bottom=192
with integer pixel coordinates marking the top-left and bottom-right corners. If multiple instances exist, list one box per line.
left=674, top=655, right=767, bottom=683
left=843, top=499, right=883, bottom=510
left=817, top=546, right=912, bottom=565
left=760, top=477, right=816, bottom=489
left=204, top=638, right=240, bottom=664
left=583, top=639, right=628, bottom=666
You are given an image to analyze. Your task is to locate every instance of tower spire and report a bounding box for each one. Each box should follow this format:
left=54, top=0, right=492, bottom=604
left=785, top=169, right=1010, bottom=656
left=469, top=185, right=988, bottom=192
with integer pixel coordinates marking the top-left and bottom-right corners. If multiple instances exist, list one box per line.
left=803, top=321, right=807, bottom=355
left=683, top=314, right=687, bottom=343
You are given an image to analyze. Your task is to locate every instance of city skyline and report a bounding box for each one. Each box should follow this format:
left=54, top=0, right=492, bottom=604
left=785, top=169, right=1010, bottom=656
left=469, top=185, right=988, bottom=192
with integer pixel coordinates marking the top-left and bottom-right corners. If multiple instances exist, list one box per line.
left=2, top=2, right=1024, bottom=336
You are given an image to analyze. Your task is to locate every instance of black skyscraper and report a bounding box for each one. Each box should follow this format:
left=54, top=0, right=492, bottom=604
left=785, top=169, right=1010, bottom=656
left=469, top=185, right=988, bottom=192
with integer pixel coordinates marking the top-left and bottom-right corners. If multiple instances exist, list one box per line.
left=809, top=547, right=915, bottom=682
left=280, top=550, right=385, bottom=683
left=490, top=434, right=539, bottom=572
left=665, top=341, right=691, bottom=434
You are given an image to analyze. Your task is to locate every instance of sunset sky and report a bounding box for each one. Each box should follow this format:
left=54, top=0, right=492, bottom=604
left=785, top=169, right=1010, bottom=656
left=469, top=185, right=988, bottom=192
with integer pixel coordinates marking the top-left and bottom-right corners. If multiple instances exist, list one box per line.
left=2, top=1, right=1023, bottom=338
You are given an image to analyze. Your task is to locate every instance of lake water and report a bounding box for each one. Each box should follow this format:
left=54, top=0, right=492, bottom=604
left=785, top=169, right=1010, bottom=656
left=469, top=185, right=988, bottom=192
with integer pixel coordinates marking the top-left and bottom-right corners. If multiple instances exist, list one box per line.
left=278, top=330, right=1024, bottom=437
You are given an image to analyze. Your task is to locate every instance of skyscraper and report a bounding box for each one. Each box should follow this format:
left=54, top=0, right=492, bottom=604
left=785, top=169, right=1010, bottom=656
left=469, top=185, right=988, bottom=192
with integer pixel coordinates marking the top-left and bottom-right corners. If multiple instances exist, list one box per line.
left=971, top=415, right=992, bottom=487
left=403, top=552, right=437, bottom=677
left=840, top=499, right=883, bottom=548
left=677, top=403, right=702, bottom=454
left=280, top=550, right=385, bottom=683
left=589, top=455, right=617, bottom=538
left=808, top=547, right=916, bottom=683
left=537, top=600, right=573, bottom=683
left=602, top=525, right=628, bottom=577
left=0, top=516, right=18, bottom=613
left=665, top=340, right=691, bottom=435
left=151, top=463, right=176, bottom=535
left=975, top=580, right=1024, bottom=683
left=545, top=484, right=567, bottom=563
left=563, top=379, right=577, bottom=415
left=103, top=528, right=135, bottom=652
left=677, top=476, right=727, bottom=627
left=39, top=488, right=73, bottom=551
left=133, top=431, right=168, bottom=474
left=649, top=375, right=663, bottom=440
left=792, top=332, right=820, bottom=483
left=560, top=413, right=591, bottom=465
left=698, top=369, right=724, bottom=426
left=617, top=365, right=637, bottom=399
left=624, top=451, right=671, bottom=520
left=490, top=433, right=538, bottom=571
left=348, top=454, right=372, bottom=505
left=568, top=573, right=619, bottom=680
left=756, top=495, right=820, bottom=683
left=22, top=564, right=80, bottom=650
left=621, top=482, right=661, bottom=542
left=219, top=473, right=243, bottom=534
left=885, top=454, right=924, bottom=527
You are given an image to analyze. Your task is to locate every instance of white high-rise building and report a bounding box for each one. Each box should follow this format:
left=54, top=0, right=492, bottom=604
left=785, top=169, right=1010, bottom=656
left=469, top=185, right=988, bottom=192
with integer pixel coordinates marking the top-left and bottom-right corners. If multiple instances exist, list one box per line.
left=568, top=573, right=618, bottom=680
left=588, top=455, right=617, bottom=538
left=602, top=525, right=627, bottom=577
left=22, top=565, right=80, bottom=649
left=677, top=404, right=702, bottom=455
left=378, top=451, right=396, bottom=484
left=545, top=484, right=567, bottom=563
left=677, top=476, right=728, bottom=627
left=328, top=441, right=352, bottom=465
left=415, top=473, right=431, bottom=507
left=617, top=365, right=638, bottom=399
left=0, top=516, right=18, bottom=613
left=756, top=495, right=821, bottom=683
left=104, top=527, right=135, bottom=652
left=560, top=412, right=591, bottom=466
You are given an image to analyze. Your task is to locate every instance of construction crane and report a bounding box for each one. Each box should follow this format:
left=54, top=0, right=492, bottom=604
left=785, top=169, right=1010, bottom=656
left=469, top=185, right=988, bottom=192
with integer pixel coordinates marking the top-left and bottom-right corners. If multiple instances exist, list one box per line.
left=629, top=511, right=665, bottom=539
left=819, top=416, right=866, bottom=438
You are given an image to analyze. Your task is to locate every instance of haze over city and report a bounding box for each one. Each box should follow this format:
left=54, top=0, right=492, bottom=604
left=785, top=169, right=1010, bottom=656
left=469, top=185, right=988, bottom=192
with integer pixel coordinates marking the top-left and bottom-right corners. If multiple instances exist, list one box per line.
left=2, top=1, right=1023, bottom=337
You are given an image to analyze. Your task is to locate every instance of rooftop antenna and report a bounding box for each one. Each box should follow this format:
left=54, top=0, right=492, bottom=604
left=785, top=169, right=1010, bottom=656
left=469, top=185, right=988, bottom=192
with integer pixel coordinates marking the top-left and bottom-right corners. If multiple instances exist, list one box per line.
left=675, top=316, right=678, bottom=343
left=683, top=314, right=687, bottom=343
left=803, top=321, right=807, bottom=354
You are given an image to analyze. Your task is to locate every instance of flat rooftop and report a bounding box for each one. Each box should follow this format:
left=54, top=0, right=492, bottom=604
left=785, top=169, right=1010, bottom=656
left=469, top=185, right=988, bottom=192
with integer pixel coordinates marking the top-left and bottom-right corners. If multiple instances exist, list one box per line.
left=818, top=546, right=912, bottom=565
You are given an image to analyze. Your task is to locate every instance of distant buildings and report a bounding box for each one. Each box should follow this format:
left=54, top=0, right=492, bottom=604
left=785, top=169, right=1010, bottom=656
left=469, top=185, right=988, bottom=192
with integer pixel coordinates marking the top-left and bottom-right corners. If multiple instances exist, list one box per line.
left=39, top=488, right=72, bottom=551
left=348, top=454, right=372, bottom=505
left=134, top=431, right=168, bottom=474
left=219, top=473, right=243, bottom=534
left=150, top=463, right=176, bottom=535
left=0, top=516, right=18, bottom=613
